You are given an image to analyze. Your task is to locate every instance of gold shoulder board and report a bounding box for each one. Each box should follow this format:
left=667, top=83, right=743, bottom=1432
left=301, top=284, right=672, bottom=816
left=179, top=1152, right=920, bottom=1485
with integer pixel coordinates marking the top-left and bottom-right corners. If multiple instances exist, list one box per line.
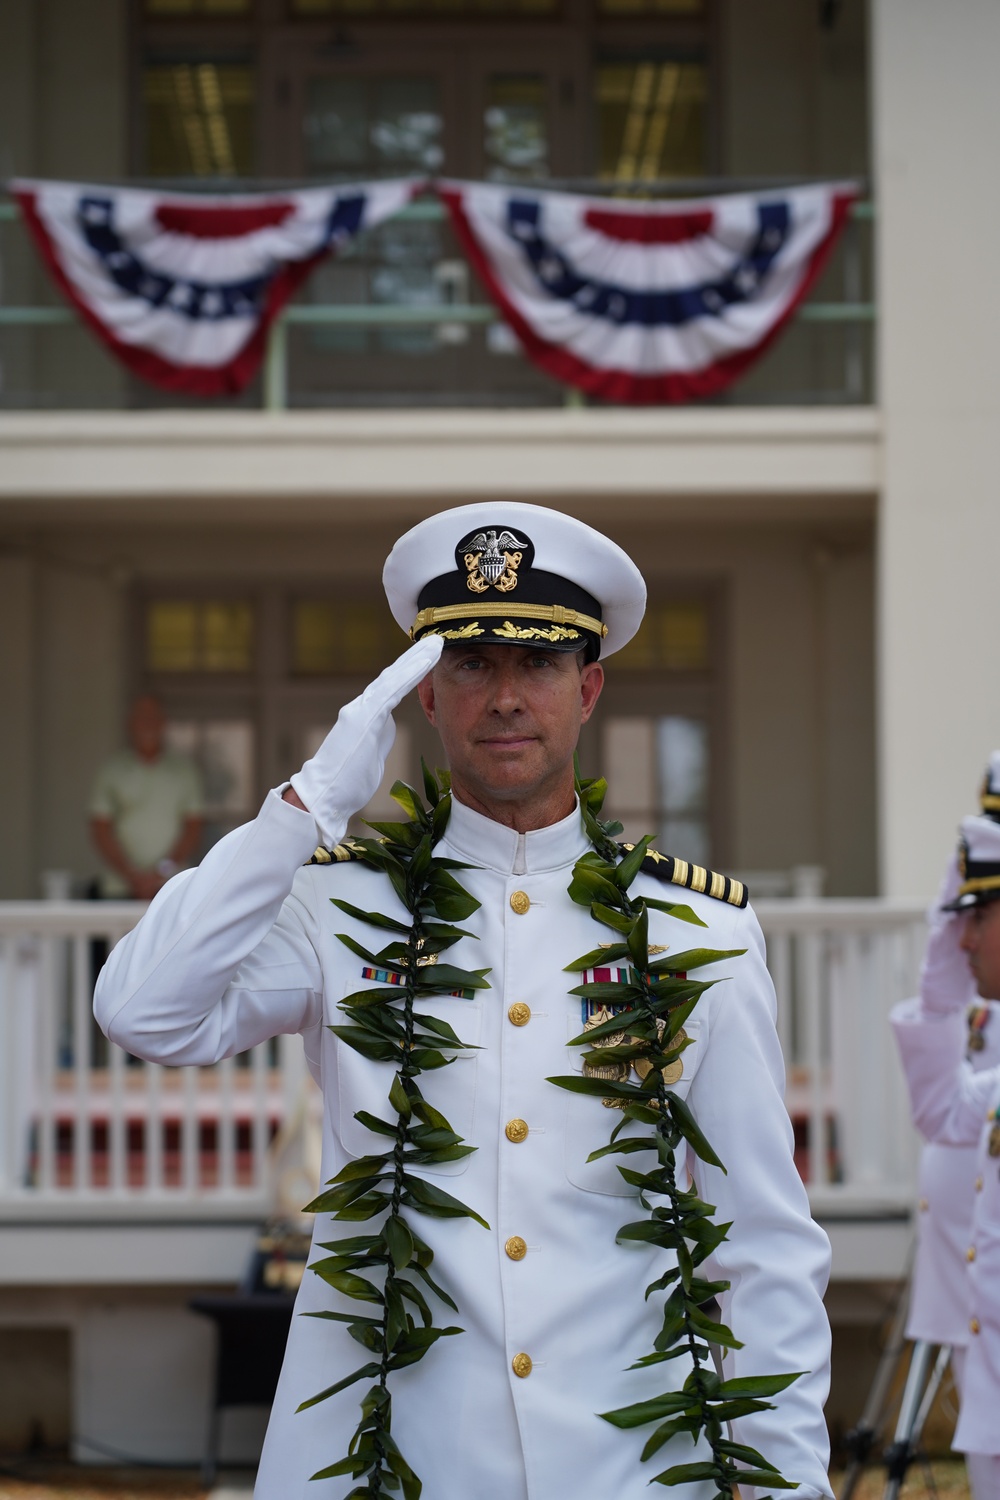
left=306, top=840, right=365, bottom=867
left=620, top=844, right=749, bottom=909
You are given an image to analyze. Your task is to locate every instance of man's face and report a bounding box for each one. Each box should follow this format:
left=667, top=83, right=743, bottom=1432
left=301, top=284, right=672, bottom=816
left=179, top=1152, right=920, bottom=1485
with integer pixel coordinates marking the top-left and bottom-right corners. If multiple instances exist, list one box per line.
left=960, top=899, right=1000, bottom=999
left=129, top=696, right=166, bottom=762
left=416, top=644, right=604, bottom=813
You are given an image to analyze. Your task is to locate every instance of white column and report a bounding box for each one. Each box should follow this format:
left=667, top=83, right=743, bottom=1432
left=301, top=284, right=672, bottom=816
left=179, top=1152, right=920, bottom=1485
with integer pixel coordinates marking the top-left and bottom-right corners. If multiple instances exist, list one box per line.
left=874, top=0, right=1000, bottom=896
left=0, top=557, right=36, bottom=897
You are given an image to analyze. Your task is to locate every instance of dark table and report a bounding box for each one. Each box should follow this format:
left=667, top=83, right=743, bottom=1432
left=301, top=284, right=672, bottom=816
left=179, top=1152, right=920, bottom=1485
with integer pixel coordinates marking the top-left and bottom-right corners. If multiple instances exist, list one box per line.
left=189, top=1292, right=295, bottom=1483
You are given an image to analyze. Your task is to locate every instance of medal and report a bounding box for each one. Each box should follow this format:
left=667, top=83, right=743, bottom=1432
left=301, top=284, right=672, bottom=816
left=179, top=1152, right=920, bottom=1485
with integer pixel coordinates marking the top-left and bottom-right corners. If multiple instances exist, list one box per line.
left=632, top=1026, right=688, bottom=1088
left=582, top=1006, right=632, bottom=1104
left=967, top=1005, right=990, bottom=1056
left=989, top=1123, right=1000, bottom=1158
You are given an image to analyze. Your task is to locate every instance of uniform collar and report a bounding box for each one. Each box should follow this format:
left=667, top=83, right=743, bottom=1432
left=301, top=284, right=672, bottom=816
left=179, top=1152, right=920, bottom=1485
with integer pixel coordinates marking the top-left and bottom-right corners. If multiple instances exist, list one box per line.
left=443, top=793, right=590, bottom=875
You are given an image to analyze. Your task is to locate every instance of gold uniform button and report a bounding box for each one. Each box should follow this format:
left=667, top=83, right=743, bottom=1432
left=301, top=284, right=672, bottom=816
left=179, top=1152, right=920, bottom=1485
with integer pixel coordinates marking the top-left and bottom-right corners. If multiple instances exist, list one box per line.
left=505, top=1118, right=529, bottom=1144
left=967, top=1245, right=977, bottom=1262
left=918, top=1197, right=929, bottom=1211
left=508, top=1002, right=531, bottom=1027
left=510, top=890, right=531, bottom=915
left=976, top=1175, right=985, bottom=1192
left=970, top=1317, right=981, bottom=1335
left=505, top=1236, right=527, bottom=1261
left=512, top=1352, right=533, bottom=1378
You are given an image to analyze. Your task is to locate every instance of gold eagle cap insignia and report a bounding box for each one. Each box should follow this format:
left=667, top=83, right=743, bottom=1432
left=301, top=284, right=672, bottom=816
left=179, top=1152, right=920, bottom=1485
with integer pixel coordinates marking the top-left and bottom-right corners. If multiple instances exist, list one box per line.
left=462, top=529, right=528, bottom=594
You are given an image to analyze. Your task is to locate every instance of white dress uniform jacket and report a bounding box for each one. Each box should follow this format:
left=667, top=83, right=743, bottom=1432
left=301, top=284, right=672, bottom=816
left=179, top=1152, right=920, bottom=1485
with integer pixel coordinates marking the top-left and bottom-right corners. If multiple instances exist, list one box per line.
left=892, top=999, right=1000, bottom=1457
left=95, top=790, right=833, bottom=1500
left=906, top=1003, right=1000, bottom=1346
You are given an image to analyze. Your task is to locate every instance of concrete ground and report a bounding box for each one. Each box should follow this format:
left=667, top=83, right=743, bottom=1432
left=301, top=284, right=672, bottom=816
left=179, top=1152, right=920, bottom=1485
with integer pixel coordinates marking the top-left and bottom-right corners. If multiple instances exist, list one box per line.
left=0, top=1467, right=256, bottom=1499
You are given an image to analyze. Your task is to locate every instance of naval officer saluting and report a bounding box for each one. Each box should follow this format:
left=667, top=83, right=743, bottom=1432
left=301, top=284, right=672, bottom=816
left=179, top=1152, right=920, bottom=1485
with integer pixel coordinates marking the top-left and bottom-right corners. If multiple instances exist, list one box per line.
left=901, top=760, right=1000, bottom=1440
left=892, top=755, right=1000, bottom=1500
left=95, top=503, right=832, bottom=1500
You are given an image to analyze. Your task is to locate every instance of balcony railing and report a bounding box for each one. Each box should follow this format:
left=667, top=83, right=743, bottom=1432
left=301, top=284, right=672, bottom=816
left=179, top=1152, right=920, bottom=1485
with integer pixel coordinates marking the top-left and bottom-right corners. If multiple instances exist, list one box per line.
left=0, top=896, right=922, bottom=1220
left=0, top=190, right=874, bottom=411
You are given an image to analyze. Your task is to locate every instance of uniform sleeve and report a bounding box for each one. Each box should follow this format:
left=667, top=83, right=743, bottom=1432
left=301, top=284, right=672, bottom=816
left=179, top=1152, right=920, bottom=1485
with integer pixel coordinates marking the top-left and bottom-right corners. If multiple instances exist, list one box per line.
left=94, top=788, right=325, bottom=1067
left=890, top=996, right=999, bottom=1146
left=688, top=904, right=833, bottom=1500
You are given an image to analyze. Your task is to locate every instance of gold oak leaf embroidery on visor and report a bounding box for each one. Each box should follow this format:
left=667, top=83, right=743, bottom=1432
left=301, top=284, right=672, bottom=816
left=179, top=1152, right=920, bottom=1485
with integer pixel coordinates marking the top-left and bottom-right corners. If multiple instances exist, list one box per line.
left=492, top=621, right=582, bottom=642
left=427, top=622, right=486, bottom=640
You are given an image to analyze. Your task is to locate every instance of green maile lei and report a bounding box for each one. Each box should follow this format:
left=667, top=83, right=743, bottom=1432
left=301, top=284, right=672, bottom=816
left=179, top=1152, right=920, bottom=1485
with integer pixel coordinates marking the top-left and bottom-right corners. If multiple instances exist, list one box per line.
left=301, top=763, right=801, bottom=1499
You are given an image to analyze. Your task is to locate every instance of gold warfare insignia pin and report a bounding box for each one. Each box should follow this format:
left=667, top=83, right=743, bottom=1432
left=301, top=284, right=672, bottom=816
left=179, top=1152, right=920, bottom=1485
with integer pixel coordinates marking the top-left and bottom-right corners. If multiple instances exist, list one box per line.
left=461, top=528, right=528, bottom=595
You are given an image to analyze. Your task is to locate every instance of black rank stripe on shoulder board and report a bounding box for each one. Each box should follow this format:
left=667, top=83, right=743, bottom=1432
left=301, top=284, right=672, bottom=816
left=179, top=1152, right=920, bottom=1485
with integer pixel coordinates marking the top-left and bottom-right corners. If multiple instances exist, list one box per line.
left=620, top=844, right=749, bottom=909
left=307, top=840, right=366, bottom=865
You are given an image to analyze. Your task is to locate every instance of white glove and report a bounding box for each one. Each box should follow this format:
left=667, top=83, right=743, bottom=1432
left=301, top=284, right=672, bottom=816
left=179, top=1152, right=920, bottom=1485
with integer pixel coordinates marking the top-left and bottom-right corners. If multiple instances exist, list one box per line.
left=289, top=635, right=442, bottom=848
left=919, top=852, right=974, bottom=1016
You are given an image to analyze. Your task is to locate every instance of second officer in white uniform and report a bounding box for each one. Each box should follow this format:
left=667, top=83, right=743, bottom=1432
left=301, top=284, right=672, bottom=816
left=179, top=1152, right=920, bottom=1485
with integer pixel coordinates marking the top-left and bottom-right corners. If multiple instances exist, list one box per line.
left=892, top=754, right=1000, bottom=1500
left=907, top=762, right=1000, bottom=1363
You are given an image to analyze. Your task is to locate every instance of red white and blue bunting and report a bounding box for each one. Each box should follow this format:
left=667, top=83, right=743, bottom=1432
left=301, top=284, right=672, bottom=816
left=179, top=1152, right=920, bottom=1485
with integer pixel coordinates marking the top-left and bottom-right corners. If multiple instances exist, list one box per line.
left=11, top=178, right=417, bottom=395
left=10, top=176, right=858, bottom=403
left=440, top=179, right=858, bottom=403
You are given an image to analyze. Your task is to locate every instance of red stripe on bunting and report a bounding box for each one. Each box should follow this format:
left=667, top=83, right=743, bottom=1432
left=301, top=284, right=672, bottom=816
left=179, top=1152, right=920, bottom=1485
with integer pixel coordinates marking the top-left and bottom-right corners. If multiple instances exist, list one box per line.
left=440, top=186, right=858, bottom=405
left=582, top=207, right=714, bottom=245
left=154, top=201, right=296, bottom=238
left=12, top=187, right=325, bottom=397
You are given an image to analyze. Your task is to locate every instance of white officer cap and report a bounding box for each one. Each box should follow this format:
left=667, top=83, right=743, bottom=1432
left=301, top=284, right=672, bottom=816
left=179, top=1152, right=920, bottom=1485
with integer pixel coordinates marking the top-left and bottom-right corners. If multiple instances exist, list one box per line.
left=383, top=502, right=646, bottom=661
left=943, top=815, right=1000, bottom=911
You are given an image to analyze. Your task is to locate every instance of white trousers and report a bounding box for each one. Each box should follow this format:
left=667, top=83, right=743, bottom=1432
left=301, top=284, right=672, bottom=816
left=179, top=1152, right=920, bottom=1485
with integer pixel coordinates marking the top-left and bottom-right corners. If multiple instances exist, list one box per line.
left=952, top=1348, right=1000, bottom=1500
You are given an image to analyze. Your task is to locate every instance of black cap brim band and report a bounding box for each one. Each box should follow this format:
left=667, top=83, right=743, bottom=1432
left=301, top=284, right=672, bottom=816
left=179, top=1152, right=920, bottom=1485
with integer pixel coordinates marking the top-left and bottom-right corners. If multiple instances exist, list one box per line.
left=412, top=563, right=607, bottom=657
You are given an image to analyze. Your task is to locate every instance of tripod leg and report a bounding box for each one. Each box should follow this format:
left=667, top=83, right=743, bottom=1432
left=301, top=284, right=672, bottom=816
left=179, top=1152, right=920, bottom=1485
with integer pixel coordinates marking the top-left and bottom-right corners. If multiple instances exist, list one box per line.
left=882, top=1342, right=948, bottom=1500
left=839, top=1274, right=912, bottom=1500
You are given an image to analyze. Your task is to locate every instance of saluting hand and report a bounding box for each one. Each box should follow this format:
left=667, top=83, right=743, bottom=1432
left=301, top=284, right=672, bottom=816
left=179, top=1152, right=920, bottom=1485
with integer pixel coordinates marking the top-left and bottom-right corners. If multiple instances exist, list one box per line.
left=919, top=852, right=975, bottom=1015
left=289, top=635, right=443, bottom=847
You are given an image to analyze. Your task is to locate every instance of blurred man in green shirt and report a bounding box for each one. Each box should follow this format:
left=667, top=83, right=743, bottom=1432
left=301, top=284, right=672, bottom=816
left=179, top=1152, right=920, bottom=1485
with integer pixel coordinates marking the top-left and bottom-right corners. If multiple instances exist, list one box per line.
left=89, top=695, right=204, bottom=900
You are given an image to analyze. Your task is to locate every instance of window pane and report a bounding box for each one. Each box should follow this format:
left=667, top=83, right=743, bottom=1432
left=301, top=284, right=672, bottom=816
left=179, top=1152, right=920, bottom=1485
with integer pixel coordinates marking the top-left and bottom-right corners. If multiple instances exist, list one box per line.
left=660, top=816, right=709, bottom=867
left=303, top=75, right=443, bottom=175
left=147, top=602, right=199, bottom=672
left=613, top=600, right=710, bottom=672
left=374, top=78, right=444, bottom=173
left=165, top=720, right=254, bottom=814
left=146, top=600, right=254, bottom=673
left=304, top=78, right=369, bottom=172
left=595, top=61, right=707, bottom=182
left=601, top=712, right=711, bottom=860
left=144, top=62, right=255, bottom=177
left=202, top=603, right=254, bottom=671
left=657, top=716, right=709, bottom=861
left=303, top=77, right=444, bottom=354
left=292, top=600, right=404, bottom=675
left=485, top=76, right=550, bottom=182
left=656, top=715, right=707, bottom=814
